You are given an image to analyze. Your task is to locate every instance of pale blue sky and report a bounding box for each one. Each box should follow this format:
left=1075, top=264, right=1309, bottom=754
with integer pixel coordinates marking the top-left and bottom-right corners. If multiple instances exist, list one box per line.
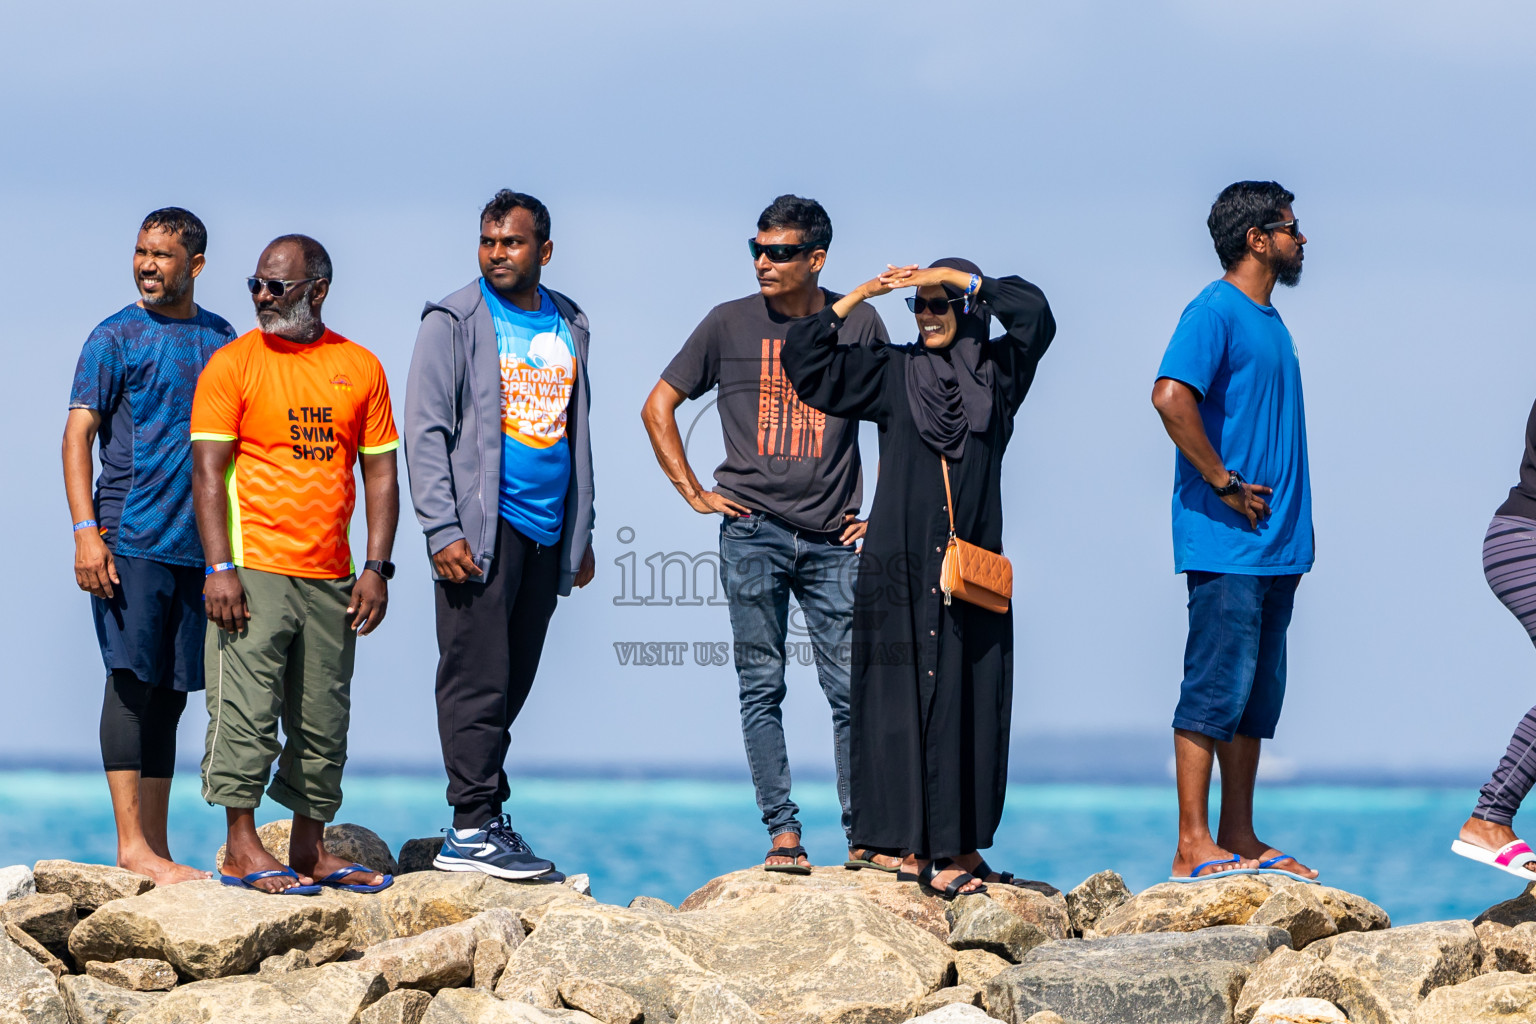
left=3, top=1, right=1534, bottom=779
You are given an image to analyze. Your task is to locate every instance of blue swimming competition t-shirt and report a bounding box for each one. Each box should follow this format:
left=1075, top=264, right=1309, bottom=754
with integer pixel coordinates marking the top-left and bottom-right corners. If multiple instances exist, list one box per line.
left=68, top=303, right=237, bottom=566
left=1156, top=280, right=1313, bottom=575
left=481, top=279, right=575, bottom=547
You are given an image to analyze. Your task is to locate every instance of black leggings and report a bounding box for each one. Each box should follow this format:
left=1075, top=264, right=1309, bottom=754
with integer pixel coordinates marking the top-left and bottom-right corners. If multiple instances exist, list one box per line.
left=100, top=671, right=187, bottom=778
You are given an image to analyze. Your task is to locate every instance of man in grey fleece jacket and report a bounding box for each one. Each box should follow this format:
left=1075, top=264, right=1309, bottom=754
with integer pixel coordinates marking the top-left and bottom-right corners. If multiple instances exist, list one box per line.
left=404, top=190, right=595, bottom=879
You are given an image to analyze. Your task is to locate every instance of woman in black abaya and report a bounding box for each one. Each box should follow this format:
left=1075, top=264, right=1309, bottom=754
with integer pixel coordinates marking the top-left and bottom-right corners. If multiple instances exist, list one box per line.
left=781, top=258, right=1055, bottom=898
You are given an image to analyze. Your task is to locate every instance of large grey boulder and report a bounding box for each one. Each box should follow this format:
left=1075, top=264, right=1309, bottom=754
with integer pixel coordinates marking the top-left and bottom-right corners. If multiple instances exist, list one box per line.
left=0, top=866, right=36, bottom=903
left=213, top=820, right=400, bottom=876
left=1308, top=919, right=1482, bottom=1024
left=58, top=973, right=166, bottom=1023
left=133, top=962, right=390, bottom=1024
left=0, top=894, right=77, bottom=957
left=946, top=894, right=1052, bottom=962
left=1407, top=970, right=1536, bottom=1022
left=505, top=889, right=954, bottom=1023
left=985, top=925, right=1291, bottom=1024
left=1096, top=875, right=1388, bottom=942
left=680, top=864, right=1068, bottom=944
left=1063, top=870, right=1130, bottom=936
left=0, top=927, right=69, bottom=1023
left=32, top=861, right=154, bottom=915
left=68, top=878, right=353, bottom=979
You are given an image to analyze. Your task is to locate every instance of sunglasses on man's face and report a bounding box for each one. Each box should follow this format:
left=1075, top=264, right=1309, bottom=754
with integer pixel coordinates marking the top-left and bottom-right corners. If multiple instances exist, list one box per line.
left=1263, top=219, right=1301, bottom=239
left=906, top=295, right=961, bottom=316
left=247, top=277, right=318, bottom=298
left=748, top=239, right=818, bottom=263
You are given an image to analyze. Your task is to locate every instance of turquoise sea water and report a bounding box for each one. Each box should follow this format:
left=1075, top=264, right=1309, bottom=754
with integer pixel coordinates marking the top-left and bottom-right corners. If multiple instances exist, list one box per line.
left=0, top=772, right=1524, bottom=924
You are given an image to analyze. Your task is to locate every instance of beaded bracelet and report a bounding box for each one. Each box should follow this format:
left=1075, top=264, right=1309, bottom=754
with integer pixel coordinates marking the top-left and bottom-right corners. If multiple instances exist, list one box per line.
left=72, top=519, right=98, bottom=533
left=205, top=562, right=236, bottom=576
left=963, top=274, right=980, bottom=314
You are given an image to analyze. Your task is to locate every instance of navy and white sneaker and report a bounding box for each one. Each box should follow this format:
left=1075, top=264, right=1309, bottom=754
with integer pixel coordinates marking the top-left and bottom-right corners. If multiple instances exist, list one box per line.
left=433, top=815, right=558, bottom=880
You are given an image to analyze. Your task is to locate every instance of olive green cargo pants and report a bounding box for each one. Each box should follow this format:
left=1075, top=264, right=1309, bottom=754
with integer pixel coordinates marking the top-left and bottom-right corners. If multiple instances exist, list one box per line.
left=200, top=567, right=356, bottom=822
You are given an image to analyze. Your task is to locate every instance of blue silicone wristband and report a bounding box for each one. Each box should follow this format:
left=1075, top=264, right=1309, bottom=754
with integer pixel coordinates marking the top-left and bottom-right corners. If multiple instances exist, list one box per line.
left=205, top=562, right=236, bottom=576
left=72, top=519, right=98, bottom=532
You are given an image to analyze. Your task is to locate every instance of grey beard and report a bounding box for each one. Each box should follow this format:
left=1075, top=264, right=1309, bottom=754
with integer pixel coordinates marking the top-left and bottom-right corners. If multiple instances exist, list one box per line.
left=259, top=300, right=322, bottom=339
left=139, top=267, right=191, bottom=308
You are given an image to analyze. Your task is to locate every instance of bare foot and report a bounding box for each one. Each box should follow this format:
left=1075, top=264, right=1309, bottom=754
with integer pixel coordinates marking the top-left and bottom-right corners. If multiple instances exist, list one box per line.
left=899, top=856, right=985, bottom=896
left=119, top=850, right=211, bottom=886
left=849, top=847, right=903, bottom=870
left=1219, top=831, right=1318, bottom=881
left=1171, top=838, right=1258, bottom=880
left=1459, top=817, right=1536, bottom=873
left=766, top=832, right=809, bottom=869
left=290, top=846, right=383, bottom=889
left=220, top=836, right=313, bottom=894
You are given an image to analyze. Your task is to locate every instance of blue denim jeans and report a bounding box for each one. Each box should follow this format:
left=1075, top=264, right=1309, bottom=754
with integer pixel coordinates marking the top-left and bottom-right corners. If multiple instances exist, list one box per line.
left=719, top=513, right=857, bottom=843
left=1173, top=571, right=1301, bottom=742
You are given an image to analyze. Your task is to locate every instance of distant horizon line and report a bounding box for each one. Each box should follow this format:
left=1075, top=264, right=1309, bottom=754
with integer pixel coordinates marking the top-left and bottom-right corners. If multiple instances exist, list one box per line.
left=0, top=756, right=1487, bottom=788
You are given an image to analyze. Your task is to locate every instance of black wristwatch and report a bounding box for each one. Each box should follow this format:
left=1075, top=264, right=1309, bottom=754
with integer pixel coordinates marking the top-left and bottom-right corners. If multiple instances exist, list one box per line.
left=363, top=559, right=395, bottom=580
left=1211, top=470, right=1245, bottom=497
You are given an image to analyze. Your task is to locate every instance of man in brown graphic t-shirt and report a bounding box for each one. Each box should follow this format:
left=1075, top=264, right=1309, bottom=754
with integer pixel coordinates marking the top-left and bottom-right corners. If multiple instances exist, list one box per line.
left=642, top=195, right=891, bottom=874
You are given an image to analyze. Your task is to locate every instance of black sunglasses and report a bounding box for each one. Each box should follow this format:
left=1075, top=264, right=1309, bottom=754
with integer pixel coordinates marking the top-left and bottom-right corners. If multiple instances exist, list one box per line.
left=246, top=277, right=319, bottom=297
left=906, top=295, right=962, bottom=316
left=1262, top=219, right=1301, bottom=238
left=747, top=239, right=820, bottom=263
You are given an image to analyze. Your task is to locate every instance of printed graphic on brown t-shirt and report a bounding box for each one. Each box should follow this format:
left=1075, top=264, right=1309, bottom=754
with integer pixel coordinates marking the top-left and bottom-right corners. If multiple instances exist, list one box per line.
left=757, top=337, right=825, bottom=459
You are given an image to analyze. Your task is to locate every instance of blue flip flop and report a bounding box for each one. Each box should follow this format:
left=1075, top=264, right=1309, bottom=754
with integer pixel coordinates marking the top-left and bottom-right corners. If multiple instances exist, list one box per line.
left=219, top=867, right=321, bottom=895
left=1257, top=853, right=1318, bottom=884
left=317, top=864, right=394, bottom=893
left=1167, top=855, right=1259, bottom=883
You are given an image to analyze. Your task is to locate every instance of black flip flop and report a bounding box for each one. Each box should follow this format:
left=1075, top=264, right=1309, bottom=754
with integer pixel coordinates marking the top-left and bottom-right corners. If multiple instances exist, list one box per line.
left=763, top=844, right=812, bottom=875
left=974, top=859, right=1018, bottom=886
left=917, top=858, right=987, bottom=900
left=845, top=847, right=902, bottom=873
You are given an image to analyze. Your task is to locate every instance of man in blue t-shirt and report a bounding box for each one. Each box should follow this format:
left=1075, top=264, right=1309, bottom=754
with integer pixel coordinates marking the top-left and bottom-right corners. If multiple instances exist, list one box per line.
left=1151, top=181, right=1320, bottom=885
left=63, top=208, right=236, bottom=885
left=404, top=190, right=596, bottom=880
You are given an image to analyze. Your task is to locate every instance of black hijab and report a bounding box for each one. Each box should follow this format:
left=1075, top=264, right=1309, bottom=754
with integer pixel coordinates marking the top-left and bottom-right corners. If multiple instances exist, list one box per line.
left=902, top=257, right=994, bottom=459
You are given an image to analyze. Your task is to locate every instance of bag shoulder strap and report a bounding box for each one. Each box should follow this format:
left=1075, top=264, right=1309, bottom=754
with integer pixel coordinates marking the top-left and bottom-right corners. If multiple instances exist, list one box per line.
left=941, top=456, right=956, bottom=538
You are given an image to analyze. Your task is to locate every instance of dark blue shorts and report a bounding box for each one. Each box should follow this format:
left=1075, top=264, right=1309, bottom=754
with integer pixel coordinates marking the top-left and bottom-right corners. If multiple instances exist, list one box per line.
left=1172, top=571, right=1301, bottom=742
left=91, top=554, right=206, bottom=692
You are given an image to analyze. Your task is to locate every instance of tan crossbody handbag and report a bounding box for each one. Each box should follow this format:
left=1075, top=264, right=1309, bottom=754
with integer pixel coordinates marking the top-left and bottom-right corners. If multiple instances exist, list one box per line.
left=939, top=456, right=1013, bottom=614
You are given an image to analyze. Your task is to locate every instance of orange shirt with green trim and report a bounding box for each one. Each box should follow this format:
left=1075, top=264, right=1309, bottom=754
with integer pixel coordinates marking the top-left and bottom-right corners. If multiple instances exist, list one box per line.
left=190, top=329, right=399, bottom=579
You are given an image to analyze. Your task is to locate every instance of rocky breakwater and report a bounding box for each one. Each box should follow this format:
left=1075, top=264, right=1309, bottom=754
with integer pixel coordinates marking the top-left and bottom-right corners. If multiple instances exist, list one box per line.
left=5, top=839, right=1536, bottom=1024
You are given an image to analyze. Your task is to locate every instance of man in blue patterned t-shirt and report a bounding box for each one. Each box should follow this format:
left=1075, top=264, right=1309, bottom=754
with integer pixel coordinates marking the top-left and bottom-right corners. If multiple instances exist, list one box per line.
left=63, top=208, right=235, bottom=885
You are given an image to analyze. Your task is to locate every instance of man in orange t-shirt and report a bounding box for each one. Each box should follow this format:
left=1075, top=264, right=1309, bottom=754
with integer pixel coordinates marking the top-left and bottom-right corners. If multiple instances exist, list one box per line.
left=191, top=234, right=399, bottom=896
